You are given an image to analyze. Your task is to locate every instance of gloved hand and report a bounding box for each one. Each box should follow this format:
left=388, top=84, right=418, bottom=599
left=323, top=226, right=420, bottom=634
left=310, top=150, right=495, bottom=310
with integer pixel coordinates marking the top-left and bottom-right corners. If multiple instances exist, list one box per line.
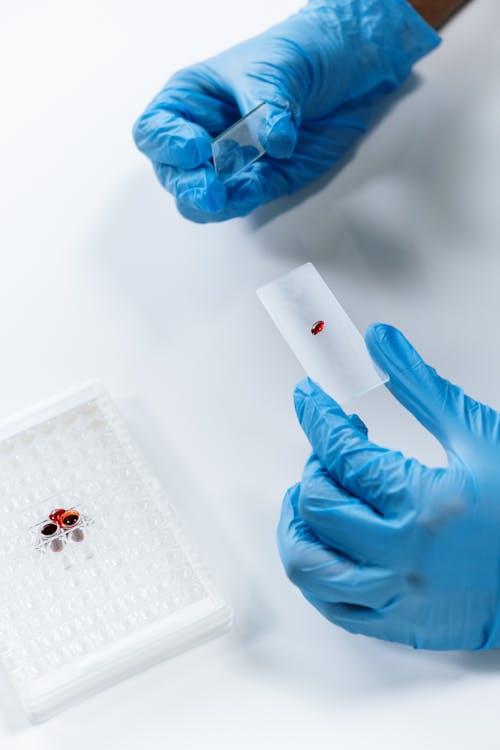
left=278, top=323, right=500, bottom=650
left=133, top=0, right=439, bottom=223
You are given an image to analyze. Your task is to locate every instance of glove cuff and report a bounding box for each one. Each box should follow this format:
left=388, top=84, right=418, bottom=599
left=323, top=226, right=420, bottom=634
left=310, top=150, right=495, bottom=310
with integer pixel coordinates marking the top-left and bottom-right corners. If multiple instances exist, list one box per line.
left=385, top=0, right=442, bottom=80
left=305, top=0, right=441, bottom=97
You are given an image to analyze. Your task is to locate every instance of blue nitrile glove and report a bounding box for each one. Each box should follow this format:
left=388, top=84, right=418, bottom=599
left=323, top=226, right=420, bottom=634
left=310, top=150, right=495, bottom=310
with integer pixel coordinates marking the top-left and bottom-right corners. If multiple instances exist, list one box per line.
left=133, top=0, right=439, bottom=223
left=277, top=323, right=500, bottom=650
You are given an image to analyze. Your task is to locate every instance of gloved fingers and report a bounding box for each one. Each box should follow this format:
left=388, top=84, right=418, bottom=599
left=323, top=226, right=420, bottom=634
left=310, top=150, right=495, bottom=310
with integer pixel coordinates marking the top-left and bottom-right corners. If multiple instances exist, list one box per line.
left=174, top=159, right=289, bottom=223
left=267, top=110, right=367, bottom=192
left=153, top=161, right=227, bottom=215
left=294, top=378, right=433, bottom=517
left=365, top=323, right=478, bottom=447
left=348, top=413, right=368, bottom=436
left=133, top=107, right=213, bottom=170
left=232, top=89, right=299, bottom=159
left=277, top=484, right=399, bottom=609
left=298, top=455, right=402, bottom=564
left=173, top=100, right=370, bottom=223
left=133, top=67, right=239, bottom=169
left=303, top=593, right=399, bottom=642
left=142, top=90, right=376, bottom=223
left=230, top=96, right=299, bottom=160
left=223, top=159, right=289, bottom=213
left=260, top=105, right=299, bottom=159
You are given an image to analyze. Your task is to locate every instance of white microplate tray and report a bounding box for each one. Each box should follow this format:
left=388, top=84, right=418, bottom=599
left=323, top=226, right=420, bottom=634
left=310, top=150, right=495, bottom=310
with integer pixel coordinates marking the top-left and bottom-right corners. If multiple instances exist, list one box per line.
left=211, top=103, right=267, bottom=181
left=0, top=384, right=231, bottom=722
left=257, top=263, right=388, bottom=404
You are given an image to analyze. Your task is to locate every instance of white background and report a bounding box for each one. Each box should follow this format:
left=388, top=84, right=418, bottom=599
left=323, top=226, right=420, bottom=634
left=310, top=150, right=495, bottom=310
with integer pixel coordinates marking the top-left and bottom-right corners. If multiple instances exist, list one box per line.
left=1, top=0, right=500, bottom=747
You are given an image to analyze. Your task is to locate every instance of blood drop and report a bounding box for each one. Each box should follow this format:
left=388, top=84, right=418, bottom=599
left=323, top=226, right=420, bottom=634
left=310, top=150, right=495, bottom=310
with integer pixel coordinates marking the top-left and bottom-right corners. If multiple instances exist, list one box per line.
left=311, top=320, right=325, bottom=335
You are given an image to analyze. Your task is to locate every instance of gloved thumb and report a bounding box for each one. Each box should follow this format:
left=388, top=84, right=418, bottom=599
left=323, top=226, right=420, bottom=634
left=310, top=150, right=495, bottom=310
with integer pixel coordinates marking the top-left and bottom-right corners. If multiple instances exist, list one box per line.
left=365, top=323, right=466, bottom=449
left=237, top=87, right=300, bottom=160
left=260, top=103, right=299, bottom=159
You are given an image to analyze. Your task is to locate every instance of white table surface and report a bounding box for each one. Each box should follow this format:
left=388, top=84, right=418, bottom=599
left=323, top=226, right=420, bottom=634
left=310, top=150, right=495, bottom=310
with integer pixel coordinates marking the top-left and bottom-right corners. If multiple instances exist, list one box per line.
left=1, top=0, right=500, bottom=747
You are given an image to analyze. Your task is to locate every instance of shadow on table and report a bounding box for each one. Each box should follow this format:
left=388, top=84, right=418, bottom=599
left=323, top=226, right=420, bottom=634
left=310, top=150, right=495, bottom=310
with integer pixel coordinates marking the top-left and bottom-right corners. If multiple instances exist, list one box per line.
left=231, top=610, right=500, bottom=708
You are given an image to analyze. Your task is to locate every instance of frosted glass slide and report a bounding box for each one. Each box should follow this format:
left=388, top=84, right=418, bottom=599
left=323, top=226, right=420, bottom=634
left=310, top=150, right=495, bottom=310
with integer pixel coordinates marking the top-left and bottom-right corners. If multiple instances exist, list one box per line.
left=257, top=263, right=388, bottom=405
left=0, top=384, right=231, bottom=722
left=211, top=103, right=267, bottom=181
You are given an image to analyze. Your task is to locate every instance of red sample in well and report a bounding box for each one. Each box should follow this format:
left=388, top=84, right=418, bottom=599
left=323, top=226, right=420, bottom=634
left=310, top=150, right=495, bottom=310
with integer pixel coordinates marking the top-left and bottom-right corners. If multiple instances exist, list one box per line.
left=311, top=320, right=325, bottom=336
left=40, top=522, right=58, bottom=537
left=61, top=510, right=80, bottom=528
left=49, top=508, right=66, bottom=526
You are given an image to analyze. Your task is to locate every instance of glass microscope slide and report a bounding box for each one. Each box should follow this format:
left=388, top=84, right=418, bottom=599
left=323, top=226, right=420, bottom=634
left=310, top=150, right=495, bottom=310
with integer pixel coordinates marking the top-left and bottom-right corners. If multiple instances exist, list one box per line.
left=257, top=262, right=388, bottom=404
left=212, top=103, right=267, bottom=180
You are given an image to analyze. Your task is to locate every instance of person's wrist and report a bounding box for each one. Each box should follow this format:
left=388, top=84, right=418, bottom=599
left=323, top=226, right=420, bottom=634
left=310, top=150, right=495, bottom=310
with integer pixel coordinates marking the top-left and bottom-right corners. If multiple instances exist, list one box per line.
left=407, top=0, right=469, bottom=28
